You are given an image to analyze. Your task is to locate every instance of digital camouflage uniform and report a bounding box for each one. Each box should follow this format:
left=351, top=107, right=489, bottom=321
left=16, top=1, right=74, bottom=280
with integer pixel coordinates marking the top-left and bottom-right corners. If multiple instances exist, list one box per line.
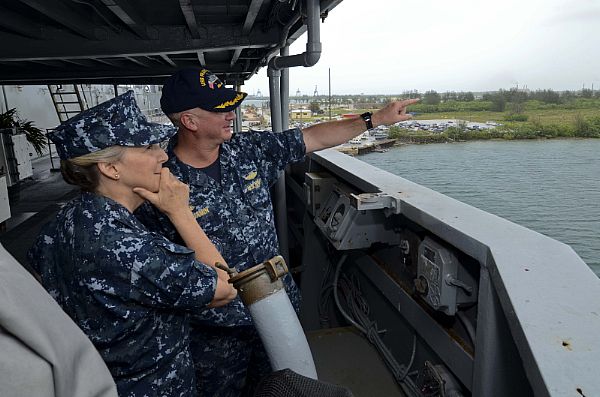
left=28, top=192, right=218, bottom=397
left=28, top=90, right=220, bottom=396
left=136, top=128, right=306, bottom=396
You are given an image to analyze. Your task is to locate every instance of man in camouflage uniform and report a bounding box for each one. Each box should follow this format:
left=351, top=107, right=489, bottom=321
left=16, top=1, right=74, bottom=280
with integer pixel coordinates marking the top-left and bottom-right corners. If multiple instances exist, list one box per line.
left=136, top=68, right=419, bottom=396
left=28, top=91, right=234, bottom=397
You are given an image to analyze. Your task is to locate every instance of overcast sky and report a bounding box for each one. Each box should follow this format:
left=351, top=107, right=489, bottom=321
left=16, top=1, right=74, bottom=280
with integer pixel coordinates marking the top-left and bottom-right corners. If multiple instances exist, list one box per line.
left=242, top=0, right=600, bottom=95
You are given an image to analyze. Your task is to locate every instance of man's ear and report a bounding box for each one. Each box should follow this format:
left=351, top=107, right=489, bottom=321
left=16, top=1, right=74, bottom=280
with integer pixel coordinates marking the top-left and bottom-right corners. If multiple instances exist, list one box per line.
left=97, top=162, right=120, bottom=181
left=179, top=112, right=198, bottom=131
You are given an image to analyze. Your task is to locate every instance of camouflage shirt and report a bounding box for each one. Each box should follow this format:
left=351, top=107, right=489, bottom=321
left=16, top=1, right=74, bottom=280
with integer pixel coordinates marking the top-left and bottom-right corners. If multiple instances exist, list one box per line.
left=28, top=192, right=218, bottom=397
left=136, top=128, right=306, bottom=326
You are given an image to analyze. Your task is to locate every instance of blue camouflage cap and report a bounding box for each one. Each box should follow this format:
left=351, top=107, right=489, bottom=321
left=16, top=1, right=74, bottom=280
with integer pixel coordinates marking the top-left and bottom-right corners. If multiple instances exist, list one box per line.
left=49, top=90, right=177, bottom=160
left=160, top=68, right=247, bottom=114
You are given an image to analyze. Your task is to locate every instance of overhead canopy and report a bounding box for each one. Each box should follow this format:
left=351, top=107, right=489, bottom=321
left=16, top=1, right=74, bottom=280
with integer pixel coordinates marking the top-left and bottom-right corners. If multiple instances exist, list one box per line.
left=0, top=0, right=342, bottom=85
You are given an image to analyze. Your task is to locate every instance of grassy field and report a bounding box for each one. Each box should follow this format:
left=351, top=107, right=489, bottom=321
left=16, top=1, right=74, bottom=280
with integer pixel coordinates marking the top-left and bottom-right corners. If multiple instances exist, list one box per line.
left=412, top=108, right=600, bottom=125
left=296, top=99, right=600, bottom=130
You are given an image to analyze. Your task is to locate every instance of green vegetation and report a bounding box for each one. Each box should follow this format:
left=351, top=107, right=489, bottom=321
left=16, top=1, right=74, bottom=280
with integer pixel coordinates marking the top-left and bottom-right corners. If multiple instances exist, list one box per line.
left=388, top=114, right=600, bottom=143
left=504, top=114, right=529, bottom=122
left=0, top=108, right=47, bottom=155
left=291, top=88, right=600, bottom=143
left=422, top=90, right=441, bottom=105
left=395, top=89, right=600, bottom=143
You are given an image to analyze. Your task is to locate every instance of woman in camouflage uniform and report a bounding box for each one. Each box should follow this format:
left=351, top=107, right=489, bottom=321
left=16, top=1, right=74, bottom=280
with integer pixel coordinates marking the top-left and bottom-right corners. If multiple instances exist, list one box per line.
left=28, top=91, right=236, bottom=396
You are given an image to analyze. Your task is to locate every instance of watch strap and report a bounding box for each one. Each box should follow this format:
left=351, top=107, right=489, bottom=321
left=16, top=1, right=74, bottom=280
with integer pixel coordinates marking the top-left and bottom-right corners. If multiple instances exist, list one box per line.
left=360, top=112, right=374, bottom=130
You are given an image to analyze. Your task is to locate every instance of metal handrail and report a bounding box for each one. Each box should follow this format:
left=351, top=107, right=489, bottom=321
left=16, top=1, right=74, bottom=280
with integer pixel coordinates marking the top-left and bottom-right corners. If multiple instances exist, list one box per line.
left=45, top=129, right=60, bottom=172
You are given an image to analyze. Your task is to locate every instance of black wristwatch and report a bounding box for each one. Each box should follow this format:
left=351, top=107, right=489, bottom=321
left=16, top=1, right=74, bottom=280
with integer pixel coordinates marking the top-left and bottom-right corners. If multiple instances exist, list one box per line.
left=360, top=112, right=374, bottom=130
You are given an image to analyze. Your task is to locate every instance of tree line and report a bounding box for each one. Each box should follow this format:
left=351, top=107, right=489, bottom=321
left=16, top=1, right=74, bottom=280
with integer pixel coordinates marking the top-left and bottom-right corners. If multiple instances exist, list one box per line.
left=388, top=114, right=600, bottom=143
left=410, top=88, right=600, bottom=108
left=292, top=88, right=600, bottom=113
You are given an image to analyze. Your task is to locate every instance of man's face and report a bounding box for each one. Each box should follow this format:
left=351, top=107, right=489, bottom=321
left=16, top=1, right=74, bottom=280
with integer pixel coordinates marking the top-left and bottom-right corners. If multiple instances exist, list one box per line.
left=182, top=107, right=236, bottom=144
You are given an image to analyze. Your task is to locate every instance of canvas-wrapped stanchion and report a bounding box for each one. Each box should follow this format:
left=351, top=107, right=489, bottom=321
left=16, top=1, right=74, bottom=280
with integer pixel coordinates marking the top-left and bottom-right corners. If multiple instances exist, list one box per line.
left=218, top=256, right=318, bottom=379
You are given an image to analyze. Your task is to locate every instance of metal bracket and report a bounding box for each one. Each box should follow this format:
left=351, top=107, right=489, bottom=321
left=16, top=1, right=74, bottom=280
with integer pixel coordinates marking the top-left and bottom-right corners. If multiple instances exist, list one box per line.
left=264, top=255, right=289, bottom=281
left=349, top=192, right=397, bottom=212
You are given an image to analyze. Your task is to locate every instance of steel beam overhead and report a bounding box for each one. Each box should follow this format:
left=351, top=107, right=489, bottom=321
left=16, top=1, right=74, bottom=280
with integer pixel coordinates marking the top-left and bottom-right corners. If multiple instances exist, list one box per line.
left=94, top=58, right=122, bottom=67
left=29, top=60, right=67, bottom=68
left=0, top=29, right=275, bottom=60
left=197, top=52, right=206, bottom=66
left=18, top=0, right=98, bottom=39
left=63, top=59, right=98, bottom=67
left=160, top=54, right=177, bottom=67
left=179, top=0, right=202, bottom=39
left=243, top=0, right=264, bottom=34
left=230, top=49, right=242, bottom=67
left=125, top=57, right=151, bottom=68
left=99, top=0, right=151, bottom=39
left=0, top=0, right=345, bottom=85
left=0, top=7, right=43, bottom=39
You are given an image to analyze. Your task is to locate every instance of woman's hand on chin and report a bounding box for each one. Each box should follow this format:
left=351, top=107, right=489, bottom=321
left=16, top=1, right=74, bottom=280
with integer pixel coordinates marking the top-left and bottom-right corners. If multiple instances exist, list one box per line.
left=133, top=168, right=190, bottom=217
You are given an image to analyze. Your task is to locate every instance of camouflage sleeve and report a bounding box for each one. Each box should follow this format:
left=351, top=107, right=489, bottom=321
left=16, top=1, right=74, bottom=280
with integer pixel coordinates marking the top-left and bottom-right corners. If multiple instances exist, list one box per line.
left=27, top=225, right=60, bottom=292
left=127, top=238, right=217, bottom=311
left=248, top=128, right=306, bottom=187
left=26, top=234, right=43, bottom=274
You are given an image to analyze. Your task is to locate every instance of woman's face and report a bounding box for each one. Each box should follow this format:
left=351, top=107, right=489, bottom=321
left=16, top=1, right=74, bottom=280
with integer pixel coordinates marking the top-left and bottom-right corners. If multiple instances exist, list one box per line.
left=116, top=144, right=168, bottom=192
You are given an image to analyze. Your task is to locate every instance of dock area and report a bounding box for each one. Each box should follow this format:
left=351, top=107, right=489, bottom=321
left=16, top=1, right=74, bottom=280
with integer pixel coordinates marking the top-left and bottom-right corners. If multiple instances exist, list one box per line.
left=336, top=139, right=397, bottom=156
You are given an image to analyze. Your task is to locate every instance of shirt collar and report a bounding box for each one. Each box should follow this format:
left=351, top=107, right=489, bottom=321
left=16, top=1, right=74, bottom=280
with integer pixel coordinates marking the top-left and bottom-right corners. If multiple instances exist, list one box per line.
left=80, top=191, right=141, bottom=229
left=165, top=133, right=230, bottom=187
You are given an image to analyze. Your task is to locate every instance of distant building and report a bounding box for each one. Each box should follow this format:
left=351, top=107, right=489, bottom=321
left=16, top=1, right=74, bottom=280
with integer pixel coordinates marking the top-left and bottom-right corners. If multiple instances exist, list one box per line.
left=290, top=109, right=312, bottom=119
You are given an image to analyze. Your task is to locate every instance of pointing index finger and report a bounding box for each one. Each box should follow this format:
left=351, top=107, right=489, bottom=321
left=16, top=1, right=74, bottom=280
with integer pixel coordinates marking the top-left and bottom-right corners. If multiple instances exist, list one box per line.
left=400, top=98, right=420, bottom=107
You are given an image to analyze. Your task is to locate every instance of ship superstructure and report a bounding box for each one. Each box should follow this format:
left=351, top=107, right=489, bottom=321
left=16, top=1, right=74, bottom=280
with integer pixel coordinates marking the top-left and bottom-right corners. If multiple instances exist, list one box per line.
left=1, top=1, right=599, bottom=396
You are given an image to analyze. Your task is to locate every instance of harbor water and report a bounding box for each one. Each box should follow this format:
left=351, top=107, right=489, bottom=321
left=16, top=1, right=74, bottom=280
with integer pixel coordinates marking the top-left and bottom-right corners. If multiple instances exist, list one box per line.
left=360, top=139, right=600, bottom=276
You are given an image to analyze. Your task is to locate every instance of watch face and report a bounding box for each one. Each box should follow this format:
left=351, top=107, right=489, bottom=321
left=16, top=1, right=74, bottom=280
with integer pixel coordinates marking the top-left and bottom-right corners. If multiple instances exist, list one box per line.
left=360, top=112, right=373, bottom=129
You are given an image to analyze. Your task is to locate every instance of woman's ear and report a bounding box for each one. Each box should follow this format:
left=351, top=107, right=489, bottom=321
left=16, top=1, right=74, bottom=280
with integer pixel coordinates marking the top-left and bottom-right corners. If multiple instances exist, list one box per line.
left=97, top=162, right=120, bottom=181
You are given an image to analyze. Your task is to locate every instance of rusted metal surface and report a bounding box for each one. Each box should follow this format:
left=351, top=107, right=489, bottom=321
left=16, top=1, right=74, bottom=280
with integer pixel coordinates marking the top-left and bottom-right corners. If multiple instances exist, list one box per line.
left=225, top=255, right=288, bottom=306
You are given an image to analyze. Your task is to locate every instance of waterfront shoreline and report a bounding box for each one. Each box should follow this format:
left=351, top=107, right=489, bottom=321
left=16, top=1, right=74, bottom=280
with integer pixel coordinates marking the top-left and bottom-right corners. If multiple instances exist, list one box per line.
left=386, top=134, right=599, bottom=149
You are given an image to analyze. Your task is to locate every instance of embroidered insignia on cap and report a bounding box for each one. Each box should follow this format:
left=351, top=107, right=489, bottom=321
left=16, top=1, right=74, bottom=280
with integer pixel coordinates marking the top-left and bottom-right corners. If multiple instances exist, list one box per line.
left=199, top=69, right=208, bottom=87
left=207, top=74, right=222, bottom=90
left=199, top=69, right=223, bottom=90
left=215, top=93, right=245, bottom=109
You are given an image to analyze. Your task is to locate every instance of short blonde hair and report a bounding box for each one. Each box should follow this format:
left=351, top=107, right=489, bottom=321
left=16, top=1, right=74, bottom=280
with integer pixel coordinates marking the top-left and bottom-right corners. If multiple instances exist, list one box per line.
left=166, top=112, right=183, bottom=128
left=61, top=146, right=126, bottom=192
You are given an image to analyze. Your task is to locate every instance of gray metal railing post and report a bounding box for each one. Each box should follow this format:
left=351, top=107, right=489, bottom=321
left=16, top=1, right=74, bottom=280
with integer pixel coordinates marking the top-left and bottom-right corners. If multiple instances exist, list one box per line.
left=234, top=84, right=243, bottom=131
left=45, top=129, right=60, bottom=171
left=268, top=66, right=289, bottom=264
left=266, top=0, right=324, bottom=267
left=269, top=69, right=283, bottom=133
left=280, top=45, right=290, bottom=131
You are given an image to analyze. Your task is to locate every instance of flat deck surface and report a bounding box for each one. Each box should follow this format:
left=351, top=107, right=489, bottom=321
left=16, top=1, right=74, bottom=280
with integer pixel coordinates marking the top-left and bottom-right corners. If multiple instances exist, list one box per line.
left=307, top=327, right=406, bottom=397
left=1, top=155, right=78, bottom=270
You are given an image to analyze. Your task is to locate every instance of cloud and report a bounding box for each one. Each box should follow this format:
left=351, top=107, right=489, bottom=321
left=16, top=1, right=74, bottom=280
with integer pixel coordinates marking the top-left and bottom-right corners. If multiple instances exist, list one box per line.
left=243, top=0, right=600, bottom=94
left=540, top=0, right=600, bottom=25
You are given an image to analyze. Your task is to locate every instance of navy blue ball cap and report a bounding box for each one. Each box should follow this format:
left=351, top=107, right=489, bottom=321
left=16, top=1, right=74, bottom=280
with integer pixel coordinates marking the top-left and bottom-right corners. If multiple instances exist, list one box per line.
left=160, top=68, right=247, bottom=114
left=48, top=90, right=176, bottom=160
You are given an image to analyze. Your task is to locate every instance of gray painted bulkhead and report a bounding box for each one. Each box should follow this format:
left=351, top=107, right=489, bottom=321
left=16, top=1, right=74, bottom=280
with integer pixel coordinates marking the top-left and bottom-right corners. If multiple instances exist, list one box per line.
left=288, top=149, right=600, bottom=396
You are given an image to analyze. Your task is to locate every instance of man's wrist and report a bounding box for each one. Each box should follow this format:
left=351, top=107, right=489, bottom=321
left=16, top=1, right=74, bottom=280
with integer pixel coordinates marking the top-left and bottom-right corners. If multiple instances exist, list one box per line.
left=370, top=112, right=381, bottom=128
